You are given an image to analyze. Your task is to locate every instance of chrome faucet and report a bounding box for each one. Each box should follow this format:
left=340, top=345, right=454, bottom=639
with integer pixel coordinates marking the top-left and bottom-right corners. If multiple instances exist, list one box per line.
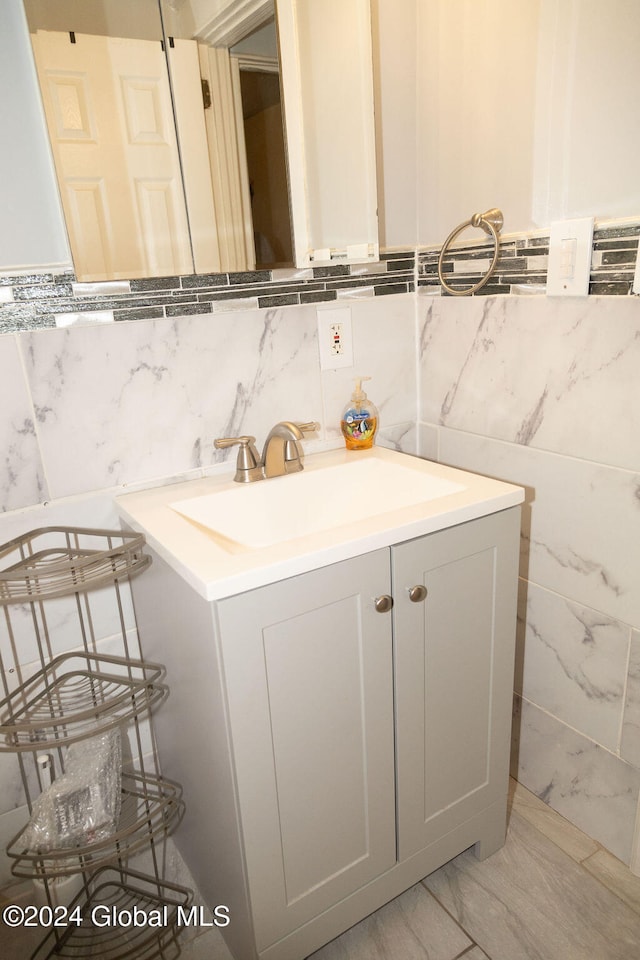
left=214, top=421, right=319, bottom=483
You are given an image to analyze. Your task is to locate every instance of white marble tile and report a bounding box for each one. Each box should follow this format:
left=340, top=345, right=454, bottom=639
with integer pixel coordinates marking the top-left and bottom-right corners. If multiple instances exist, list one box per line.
left=424, top=807, right=640, bottom=960
left=0, top=489, right=121, bottom=542
left=418, top=294, right=640, bottom=472
left=377, top=421, right=418, bottom=455
left=509, top=778, right=599, bottom=863
left=437, top=428, right=640, bottom=628
left=622, top=630, right=640, bottom=769
left=20, top=306, right=324, bottom=499
left=0, top=753, right=32, bottom=817
left=416, top=422, right=438, bottom=461
left=515, top=581, right=630, bottom=751
left=0, top=584, right=138, bottom=676
left=307, top=882, right=472, bottom=960
left=319, top=295, right=416, bottom=442
left=0, top=804, right=29, bottom=887
left=512, top=696, right=640, bottom=864
left=0, top=335, right=48, bottom=512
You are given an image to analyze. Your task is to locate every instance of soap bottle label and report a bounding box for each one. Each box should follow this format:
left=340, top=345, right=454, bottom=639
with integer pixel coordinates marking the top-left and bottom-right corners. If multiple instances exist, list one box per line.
left=341, top=409, right=377, bottom=449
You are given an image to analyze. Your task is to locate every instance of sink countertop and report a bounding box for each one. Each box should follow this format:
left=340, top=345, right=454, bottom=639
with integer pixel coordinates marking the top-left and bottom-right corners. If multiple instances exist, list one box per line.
left=115, top=446, right=525, bottom=601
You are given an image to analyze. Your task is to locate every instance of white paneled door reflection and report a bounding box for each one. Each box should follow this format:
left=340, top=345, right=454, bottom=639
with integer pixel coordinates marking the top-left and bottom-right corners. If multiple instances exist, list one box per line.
left=31, top=30, right=223, bottom=281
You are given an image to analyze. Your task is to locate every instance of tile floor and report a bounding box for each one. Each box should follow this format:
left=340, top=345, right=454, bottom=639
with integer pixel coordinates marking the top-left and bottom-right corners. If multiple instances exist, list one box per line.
left=179, top=780, right=640, bottom=960
left=2, top=780, right=640, bottom=960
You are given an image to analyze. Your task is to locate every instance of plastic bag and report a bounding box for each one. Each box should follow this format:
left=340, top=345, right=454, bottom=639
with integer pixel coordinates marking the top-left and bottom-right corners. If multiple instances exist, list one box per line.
left=22, top=728, right=122, bottom=852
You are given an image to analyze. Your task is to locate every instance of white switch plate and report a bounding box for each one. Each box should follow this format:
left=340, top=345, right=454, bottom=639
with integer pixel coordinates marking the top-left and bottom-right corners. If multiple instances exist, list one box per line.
left=547, top=217, right=594, bottom=296
left=317, top=307, right=354, bottom=370
left=547, top=217, right=593, bottom=297
left=633, top=241, right=640, bottom=294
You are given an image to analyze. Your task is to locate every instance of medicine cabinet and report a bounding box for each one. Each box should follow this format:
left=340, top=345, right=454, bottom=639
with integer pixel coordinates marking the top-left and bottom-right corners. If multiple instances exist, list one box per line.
left=13, top=0, right=379, bottom=280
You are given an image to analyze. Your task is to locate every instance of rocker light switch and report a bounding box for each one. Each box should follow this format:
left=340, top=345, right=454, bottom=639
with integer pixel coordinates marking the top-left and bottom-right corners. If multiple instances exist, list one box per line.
left=559, top=238, right=577, bottom=279
left=547, top=217, right=594, bottom=296
left=633, top=241, right=640, bottom=294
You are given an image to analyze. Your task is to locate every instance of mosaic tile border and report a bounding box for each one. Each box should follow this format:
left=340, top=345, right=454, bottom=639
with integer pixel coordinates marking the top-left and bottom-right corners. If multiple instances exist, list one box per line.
left=418, top=222, right=640, bottom=297
left=0, top=220, right=637, bottom=334
left=0, top=253, right=415, bottom=334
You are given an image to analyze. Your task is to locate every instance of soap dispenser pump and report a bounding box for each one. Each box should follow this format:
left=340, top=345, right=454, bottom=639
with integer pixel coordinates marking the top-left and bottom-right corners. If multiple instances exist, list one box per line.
left=341, top=376, right=378, bottom=450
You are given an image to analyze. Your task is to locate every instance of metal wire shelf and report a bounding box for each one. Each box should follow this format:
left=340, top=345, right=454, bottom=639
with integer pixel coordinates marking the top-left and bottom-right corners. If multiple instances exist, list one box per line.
left=0, top=527, right=151, bottom=605
left=7, top=772, right=185, bottom=879
left=0, top=526, right=193, bottom=959
left=0, top=652, right=167, bottom=752
left=30, top=866, right=192, bottom=960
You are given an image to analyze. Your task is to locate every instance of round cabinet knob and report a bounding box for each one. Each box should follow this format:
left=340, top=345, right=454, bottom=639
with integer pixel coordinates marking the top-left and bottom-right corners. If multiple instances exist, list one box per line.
left=408, top=584, right=428, bottom=603
left=374, top=594, right=394, bottom=613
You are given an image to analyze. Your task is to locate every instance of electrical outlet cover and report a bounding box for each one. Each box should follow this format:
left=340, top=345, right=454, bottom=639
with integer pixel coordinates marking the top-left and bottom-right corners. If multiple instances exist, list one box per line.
left=317, top=307, right=354, bottom=369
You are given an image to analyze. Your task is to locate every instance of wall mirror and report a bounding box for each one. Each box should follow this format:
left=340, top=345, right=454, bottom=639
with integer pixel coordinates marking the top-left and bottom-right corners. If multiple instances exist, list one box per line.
left=23, top=0, right=378, bottom=282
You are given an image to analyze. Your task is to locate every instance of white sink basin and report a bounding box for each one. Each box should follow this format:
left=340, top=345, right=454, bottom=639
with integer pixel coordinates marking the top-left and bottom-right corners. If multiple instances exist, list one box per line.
left=171, top=455, right=465, bottom=549
left=117, top=446, right=525, bottom=599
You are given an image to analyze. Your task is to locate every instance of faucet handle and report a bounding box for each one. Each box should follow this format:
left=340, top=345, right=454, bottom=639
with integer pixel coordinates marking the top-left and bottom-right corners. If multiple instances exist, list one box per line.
left=285, top=422, right=319, bottom=471
left=214, top=434, right=256, bottom=449
left=213, top=435, right=263, bottom=483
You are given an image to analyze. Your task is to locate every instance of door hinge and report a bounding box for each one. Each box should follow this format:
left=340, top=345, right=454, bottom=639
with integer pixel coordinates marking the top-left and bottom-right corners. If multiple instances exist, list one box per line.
left=201, top=79, right=212, bottom=110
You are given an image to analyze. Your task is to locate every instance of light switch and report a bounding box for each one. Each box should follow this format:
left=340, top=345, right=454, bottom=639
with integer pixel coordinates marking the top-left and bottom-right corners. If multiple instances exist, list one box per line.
left=547, top=217, right=594, bottom=296
left=559, top=238, right=577, bottom=279
left=633, top=240, right=640, bottom=294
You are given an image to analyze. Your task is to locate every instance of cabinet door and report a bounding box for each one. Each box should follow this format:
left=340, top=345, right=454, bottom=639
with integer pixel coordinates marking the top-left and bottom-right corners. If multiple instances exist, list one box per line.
left=393, top=509, right=520, bottom=861
left=217, top=549, right=395, bottom=950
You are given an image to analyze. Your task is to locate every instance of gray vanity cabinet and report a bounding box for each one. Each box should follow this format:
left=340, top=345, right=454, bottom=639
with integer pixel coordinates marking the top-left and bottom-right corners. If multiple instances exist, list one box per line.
left=130, top=505, right=520, bottom=960
left=393, top=508, right=520, bottom=862
left=216, top=548, right=396, bottom=951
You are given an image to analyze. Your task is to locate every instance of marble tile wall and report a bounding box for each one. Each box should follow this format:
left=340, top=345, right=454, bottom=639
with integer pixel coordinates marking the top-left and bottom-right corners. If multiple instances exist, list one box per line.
left=417, top=290, right=640, bottom=864
left=0, top=292, right=417, bottom=885
left=1, top=294, right=416, bottom=510
left=1, top=218, right=638, bottom=885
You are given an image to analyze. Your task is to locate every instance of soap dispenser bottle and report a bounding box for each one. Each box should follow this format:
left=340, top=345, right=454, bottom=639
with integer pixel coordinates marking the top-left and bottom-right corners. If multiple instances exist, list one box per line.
left=341, top=376, right=378, bottom=450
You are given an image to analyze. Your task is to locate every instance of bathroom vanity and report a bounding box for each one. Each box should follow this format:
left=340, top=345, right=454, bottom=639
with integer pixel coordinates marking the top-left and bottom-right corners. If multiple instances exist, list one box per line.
left=116, top=447, right=524, bottom=960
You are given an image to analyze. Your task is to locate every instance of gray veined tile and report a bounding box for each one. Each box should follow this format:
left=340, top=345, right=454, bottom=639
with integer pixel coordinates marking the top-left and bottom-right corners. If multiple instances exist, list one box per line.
left=513, top=696, right=640, bottom=864
left=621, top=630, right=640, bottom=768
left=20, top=306, right=323, bottom=498
left=307, top=882, right=472, bottom=960
left=423, top=810, right=640, bottom=960
left=418, top=294, right=640, bottom=473
left=0, top=336, right=48, bottom=511
left=515, top=582, right=629, bottom=751
left=436, top=429, right=640, bottom=628
left=509, top=779, right=599, bottom=864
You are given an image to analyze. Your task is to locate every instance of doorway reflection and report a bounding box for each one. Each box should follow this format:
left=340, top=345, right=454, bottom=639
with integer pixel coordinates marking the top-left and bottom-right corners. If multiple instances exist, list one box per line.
left=239, top=65, right=293, bottom=268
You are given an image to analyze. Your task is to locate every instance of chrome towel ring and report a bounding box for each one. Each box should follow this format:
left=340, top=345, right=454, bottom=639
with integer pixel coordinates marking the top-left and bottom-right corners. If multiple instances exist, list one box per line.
left=437, top=207, right=504, bottom=296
